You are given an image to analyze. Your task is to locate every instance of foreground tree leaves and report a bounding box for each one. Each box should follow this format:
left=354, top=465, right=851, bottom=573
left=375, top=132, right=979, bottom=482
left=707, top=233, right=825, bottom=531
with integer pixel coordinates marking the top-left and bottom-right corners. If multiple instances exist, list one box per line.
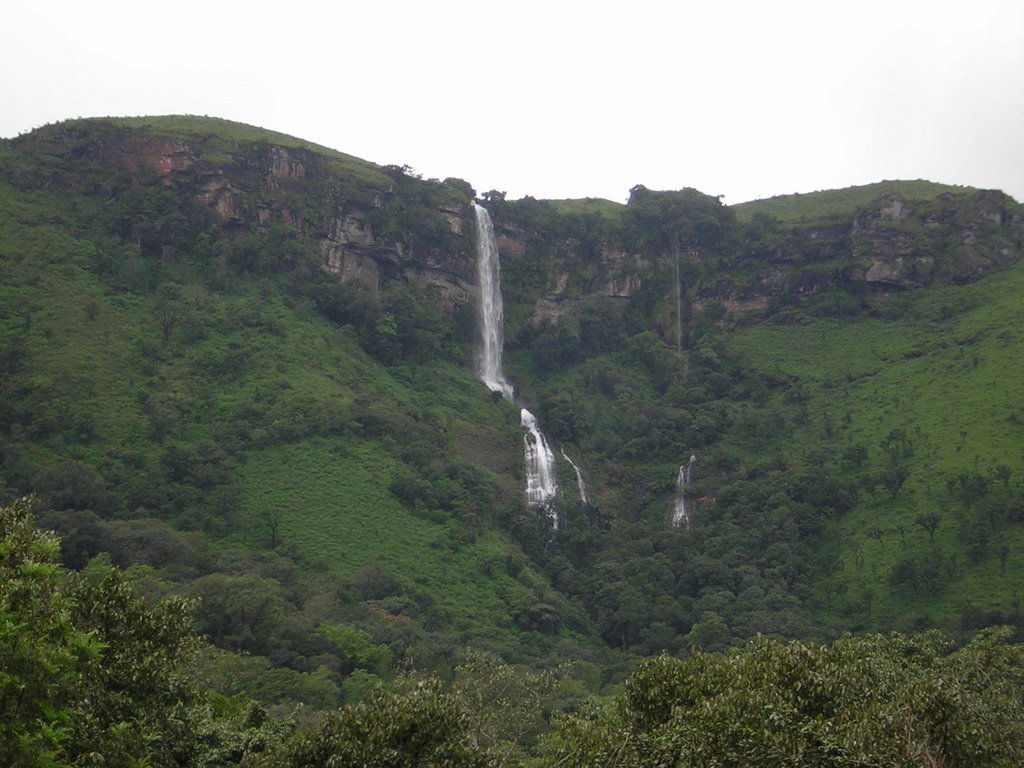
left=452, top=650, right=566, bottom=766
left=541, top=630, right=1024, bottom=767
left=64, top=559, right=201, bottom=766
left=0, top=496, right=94, bottom=766
left=245, top=680, right=494, bottom=768
left=0, top=497, right=285, bottom=767
left=6, top=494, right=1024, bottom=767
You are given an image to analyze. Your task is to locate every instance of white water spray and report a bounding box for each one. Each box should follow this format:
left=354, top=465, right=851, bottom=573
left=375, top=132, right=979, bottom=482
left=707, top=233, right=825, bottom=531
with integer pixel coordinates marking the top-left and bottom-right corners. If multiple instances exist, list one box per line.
left=472, top=204, right=514, bottom=401
left=672, top=454, right=697, bottom=529
left=522, top=409, right=559, bottom=516
left=560, top=447, right=591, bottom=507
left=473, top=204, right=559, bottom=522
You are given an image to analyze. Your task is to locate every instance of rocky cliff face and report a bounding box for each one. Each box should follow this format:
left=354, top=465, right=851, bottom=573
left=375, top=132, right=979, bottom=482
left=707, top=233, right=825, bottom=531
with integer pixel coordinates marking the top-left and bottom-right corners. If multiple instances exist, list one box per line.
left=10, top=120, right=1022, bottom=328
left=486, top=188, right=1023, bottom=326
left=851, top=191, right=1021, bottom=286
left=10, top=120, right=480, bottom=310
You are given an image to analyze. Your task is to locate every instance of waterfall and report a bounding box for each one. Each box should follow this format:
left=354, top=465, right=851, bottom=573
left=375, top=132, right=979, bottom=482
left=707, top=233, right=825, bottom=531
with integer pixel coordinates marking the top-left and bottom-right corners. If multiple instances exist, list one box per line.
left=473, top=204, right=559, bottom=524
left=522, top=409, right=559, bottom=519
left=674, top=238, right=683, bottom=357
left=472, top=203, right=514, bottom=401
left=672, top=454, right=697, bottom=529
left=560, top=447, right=591, bottom=507
left=671, top=466, right=690, bottom=529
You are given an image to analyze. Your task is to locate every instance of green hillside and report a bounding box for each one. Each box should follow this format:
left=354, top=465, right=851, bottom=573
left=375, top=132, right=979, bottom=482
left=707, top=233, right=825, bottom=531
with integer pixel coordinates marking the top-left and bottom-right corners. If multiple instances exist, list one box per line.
left=0, top=119, right=610, bottom=712
left=730, top=259, right=1024, bottom=631
left=733, top=179, right=975, bottom=224
left=2, top=115, right=1024, bottom=734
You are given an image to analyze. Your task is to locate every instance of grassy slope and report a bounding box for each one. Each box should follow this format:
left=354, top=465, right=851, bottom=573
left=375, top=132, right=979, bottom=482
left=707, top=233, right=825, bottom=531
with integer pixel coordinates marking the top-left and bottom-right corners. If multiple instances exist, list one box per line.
left=0, top=153, right=571, bottom=651
left=547, top=180, right=976, bottom=226
left=732, top=180, right=974, bottom=224
left=234, top=434, right=537, bottom=631
left=728, top=259, right=1024, bottom=630
left=547, top=198, right=624, bottom=218
left=0, top=184, right=144, bottom=459
left=98, top=115, right=392, bottom=187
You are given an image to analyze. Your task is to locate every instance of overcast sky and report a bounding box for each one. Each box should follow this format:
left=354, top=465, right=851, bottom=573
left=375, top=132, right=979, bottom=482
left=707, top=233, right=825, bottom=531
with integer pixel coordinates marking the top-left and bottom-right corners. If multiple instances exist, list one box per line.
left=2, top=1, right=1022, bottom=204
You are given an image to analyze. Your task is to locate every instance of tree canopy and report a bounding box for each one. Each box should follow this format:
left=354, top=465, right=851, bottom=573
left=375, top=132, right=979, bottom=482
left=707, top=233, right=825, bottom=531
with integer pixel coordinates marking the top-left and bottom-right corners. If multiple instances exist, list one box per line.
left=4, top=496, right=1024, bottom=766
left=541, top=630, right=1024, bottom=767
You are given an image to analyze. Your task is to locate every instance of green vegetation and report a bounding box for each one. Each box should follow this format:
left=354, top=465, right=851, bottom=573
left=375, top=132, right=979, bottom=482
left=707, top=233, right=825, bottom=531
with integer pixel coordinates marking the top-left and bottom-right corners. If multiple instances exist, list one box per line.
left=7, top=497, right=1022, bottom=766
left=733, top=179, right=974, bottom=224
left=729, top=259, right=1024, bottom=632
left=546, top=197, right=624, bottom=219
left=2, top=115, right=1024, bottom=764
left=73, top=114, right=392, bottom=188
left=542, top=629, right=1024, bottom=767
left=0, top=496, right=286, bottom=767
left=0, top=118, right=579, bottom=705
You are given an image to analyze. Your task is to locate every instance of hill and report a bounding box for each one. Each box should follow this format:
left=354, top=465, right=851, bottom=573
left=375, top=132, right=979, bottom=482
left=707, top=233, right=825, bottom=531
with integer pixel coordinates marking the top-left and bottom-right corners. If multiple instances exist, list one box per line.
left=1, top=116, right=1023, bottom=714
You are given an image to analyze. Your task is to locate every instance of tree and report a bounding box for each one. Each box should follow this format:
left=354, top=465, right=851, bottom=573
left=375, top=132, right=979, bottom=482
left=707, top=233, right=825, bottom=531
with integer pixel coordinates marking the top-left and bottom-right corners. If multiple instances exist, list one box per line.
left=32, top=459, right=110, bottom=512
left=155, top=281, right=187, bottom=342
left=0, top=496, right=95, bottom=765
left=0, top=497, right=216, bottom=767
left=452, top=651, right=565, bottom=767
left=880, top=427, right=914, bottom=462
left=189, top=573, right=290, bottom=656
left=997, top=543, right=1010, bottom=574
left=250, top=680, right=494, bottom=767
left=369, top=312, right=400, bottom=365
left=879, top=465, right=908, bottom=498
left=842, top=443, right=868, bottom=469
left=64, top=559, right=202, bottom=766
left=443, top=177, right=476, bottom=200
left=993, top=464, right=1013, bottom=487
left=684, top=610, right=730, bottom=652
left=950, top=472, right=991, bottom=507
left=915, top=511, right=941, bottom=541
left=623, top=185, right=734, bottom=253
left=540, top=631, right=1024, bottom=767
left=263, top=507, right=283, bottom=549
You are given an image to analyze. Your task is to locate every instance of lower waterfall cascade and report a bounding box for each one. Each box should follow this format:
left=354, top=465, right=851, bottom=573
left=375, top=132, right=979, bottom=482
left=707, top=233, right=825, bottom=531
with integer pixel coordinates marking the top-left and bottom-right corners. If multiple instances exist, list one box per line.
left=521, top=409, right=559, bottom=511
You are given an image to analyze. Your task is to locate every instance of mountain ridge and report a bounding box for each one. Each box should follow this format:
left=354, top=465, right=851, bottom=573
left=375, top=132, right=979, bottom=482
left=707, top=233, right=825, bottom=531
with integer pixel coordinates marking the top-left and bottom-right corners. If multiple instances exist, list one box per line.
left=2, top=113, right=1024, bottom=716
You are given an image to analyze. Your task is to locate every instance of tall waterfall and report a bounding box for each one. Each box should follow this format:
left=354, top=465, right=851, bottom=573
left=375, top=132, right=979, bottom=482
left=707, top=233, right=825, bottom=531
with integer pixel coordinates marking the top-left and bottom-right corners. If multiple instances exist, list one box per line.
left=672, top=454, right=698, bottom=529
left=472, top=203, right=514, bottom=401
left=473, top=204, right=559, bottom=522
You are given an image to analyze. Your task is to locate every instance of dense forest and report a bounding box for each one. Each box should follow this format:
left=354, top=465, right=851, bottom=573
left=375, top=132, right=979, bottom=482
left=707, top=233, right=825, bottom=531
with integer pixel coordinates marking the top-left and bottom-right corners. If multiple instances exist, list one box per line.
left=6, top=496, right=1024, bottom=765
left=2, top=116, right=1024, bottom=765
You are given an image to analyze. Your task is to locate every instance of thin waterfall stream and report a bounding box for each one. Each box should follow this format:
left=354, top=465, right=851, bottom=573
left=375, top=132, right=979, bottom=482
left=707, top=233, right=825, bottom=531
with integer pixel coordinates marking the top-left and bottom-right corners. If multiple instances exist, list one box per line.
left=672, top=454, right=698, bottom=529
left=560, top=447, right=591, bottom=508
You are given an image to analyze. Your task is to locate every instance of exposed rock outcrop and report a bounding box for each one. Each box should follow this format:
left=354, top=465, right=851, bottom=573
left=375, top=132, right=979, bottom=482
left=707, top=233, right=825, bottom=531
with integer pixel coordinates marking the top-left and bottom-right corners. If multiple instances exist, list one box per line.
left=485, top=187, right=1021, bottom=325
left=119, top=138, right=194, bottom=177
left=21, top=121, right=480, bottom=302
left=10, top=119, right=1022, bottom=325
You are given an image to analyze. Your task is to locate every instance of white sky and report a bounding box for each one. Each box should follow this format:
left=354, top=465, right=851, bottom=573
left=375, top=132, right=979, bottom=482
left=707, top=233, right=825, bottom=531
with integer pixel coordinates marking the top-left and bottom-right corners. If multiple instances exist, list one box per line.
left=2, top=0, right=1022, bottom=204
